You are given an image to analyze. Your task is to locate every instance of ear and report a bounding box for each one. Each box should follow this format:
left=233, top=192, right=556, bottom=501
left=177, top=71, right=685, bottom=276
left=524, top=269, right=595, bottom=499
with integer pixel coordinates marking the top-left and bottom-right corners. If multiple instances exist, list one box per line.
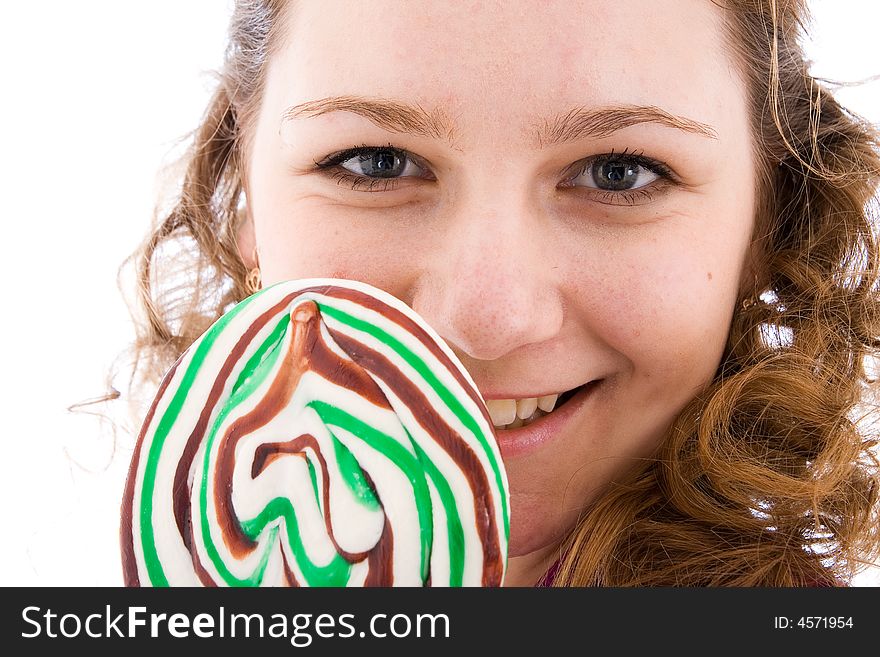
left=236, top=197, right=258, bottom=270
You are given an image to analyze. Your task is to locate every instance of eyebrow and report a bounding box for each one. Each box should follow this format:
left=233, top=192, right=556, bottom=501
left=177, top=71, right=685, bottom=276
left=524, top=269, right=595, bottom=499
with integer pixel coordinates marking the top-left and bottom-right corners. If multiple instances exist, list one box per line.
left=282, top=95, right=458, bottom=145
left=534, top=105, right=718, bottom=146
left=281, top=95, right=718, bottom=149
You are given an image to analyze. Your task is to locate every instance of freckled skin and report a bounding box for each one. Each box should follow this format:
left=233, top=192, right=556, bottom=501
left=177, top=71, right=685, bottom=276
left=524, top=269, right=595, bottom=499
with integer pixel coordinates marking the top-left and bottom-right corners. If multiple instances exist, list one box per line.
left=241, top=0, right=756, bottom=585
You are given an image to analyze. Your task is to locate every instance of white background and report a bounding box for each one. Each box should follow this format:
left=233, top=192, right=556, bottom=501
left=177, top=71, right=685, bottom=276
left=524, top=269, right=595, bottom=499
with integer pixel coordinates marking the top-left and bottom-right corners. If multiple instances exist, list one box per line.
left=1, top=1, right=878, bottom=586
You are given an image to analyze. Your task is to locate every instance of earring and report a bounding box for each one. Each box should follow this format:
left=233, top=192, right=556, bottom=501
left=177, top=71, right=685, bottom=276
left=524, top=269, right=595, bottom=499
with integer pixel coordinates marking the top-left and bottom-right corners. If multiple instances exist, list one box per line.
left=244, top=245, right=261, bottom=295
left=244, top=266, right=262, bottom=295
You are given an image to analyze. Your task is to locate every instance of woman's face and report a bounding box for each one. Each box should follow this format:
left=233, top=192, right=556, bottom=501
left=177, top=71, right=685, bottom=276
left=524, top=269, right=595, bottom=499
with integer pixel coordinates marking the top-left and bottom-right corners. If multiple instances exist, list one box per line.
left=242, top=0, right=756, bottom=566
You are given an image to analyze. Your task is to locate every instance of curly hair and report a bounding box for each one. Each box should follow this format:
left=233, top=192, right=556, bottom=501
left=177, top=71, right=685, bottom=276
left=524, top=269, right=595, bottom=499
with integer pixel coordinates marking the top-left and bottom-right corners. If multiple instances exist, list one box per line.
left=120, top=0, right=880, bottom=586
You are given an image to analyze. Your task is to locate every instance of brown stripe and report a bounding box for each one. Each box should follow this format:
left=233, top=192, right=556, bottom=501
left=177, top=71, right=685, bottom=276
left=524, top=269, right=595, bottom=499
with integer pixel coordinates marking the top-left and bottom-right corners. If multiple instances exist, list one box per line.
left=330, top=329, right=504, bottom=586
left=302, top=309, right=388, bottom=409
left=191, top=548, right=219, bottom=587
left=252, top=433, right=372, bottom=563
left=281, top=549, right=300, bottom=587
left=120, top=358, right=183, bottom=587
left=363, top=514, right=395, bottom=587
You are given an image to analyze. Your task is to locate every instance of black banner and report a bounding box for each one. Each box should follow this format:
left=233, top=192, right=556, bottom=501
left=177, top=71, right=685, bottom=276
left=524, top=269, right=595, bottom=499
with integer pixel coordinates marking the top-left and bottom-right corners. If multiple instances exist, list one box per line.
left=2, top=587, right=875, bottom=653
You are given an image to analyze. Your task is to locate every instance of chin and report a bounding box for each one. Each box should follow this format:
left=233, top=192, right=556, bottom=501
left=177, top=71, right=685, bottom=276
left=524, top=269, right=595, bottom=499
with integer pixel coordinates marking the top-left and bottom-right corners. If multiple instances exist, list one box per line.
left=506, top=493, right=569, bottom=557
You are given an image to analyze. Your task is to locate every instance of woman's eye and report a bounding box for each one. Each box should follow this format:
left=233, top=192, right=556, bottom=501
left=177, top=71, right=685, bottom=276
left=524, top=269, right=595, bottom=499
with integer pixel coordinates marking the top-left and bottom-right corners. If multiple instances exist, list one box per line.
left=573, top=154, right=661, bottom=191
left=339, top=147, right=423, bottom=178
left=314, top=144, right=429, bottom=192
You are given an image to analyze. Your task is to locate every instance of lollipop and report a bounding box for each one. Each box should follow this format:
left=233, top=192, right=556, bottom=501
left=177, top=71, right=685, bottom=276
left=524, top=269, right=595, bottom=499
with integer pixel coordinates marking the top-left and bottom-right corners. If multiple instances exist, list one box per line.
left=120, top=279, right=509, bottom=586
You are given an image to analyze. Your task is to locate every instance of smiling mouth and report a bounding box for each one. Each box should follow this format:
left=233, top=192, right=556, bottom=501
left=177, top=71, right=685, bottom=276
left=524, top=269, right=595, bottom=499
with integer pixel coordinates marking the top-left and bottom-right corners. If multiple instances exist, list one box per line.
left=487, top=381, right=598, bottom=431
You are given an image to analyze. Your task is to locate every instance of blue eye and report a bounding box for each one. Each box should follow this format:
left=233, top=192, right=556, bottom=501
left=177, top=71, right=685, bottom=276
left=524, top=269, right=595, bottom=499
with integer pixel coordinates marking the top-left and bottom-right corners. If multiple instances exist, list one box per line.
left=573, top=153, right=666, bottom=192
left=316, top=144, right=426, bottom=182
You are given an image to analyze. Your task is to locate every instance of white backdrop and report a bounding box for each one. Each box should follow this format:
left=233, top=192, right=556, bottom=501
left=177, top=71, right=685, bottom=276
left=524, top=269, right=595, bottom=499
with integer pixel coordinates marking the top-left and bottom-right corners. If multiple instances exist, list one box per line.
left=1, top=0, right=878, bottom=586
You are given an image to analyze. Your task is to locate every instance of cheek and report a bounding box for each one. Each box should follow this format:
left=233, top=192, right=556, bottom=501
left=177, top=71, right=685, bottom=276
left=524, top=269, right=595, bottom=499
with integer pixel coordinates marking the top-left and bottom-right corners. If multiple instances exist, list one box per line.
left=252, top=198, right=423, bottom=293
left=571, top=224, right=746, bottom=387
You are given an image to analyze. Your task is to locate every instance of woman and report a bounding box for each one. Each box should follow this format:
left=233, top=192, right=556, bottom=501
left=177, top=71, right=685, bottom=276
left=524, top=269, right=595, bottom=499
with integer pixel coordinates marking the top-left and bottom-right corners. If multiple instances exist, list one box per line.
left=123, top=0, right=880, bottom=586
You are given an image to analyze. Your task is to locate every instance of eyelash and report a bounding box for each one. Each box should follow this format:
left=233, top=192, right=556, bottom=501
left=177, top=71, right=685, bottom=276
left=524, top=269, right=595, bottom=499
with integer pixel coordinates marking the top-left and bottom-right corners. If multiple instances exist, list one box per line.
left=313, top=142, right=676, bottom=205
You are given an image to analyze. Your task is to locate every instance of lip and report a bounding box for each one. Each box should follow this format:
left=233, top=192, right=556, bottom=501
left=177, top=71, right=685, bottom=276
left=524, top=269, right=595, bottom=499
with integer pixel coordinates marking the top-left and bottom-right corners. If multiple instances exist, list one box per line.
left=493, top=380, right=601, bottom=459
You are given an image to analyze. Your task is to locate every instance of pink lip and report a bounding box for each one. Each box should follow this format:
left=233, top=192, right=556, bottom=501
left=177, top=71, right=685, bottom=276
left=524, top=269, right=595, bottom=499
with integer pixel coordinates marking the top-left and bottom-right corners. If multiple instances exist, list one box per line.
left=494, top=381, right=600, bottom=459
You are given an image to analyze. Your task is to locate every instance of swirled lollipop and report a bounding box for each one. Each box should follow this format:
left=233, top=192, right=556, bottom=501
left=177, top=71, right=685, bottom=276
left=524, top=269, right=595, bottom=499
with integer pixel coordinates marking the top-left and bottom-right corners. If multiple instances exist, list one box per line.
left=120, top=279, right=509, bottom=586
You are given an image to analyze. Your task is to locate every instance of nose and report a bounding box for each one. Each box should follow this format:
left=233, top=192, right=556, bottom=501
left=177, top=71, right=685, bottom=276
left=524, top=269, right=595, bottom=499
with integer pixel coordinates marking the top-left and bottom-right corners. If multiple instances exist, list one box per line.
left=410, top=202, right=564, bottom=362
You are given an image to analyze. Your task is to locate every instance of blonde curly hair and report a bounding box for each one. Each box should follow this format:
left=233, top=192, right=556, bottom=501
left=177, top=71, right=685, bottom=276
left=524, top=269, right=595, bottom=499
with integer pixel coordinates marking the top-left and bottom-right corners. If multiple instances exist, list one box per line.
left=119, top=0, right=880, bottom=586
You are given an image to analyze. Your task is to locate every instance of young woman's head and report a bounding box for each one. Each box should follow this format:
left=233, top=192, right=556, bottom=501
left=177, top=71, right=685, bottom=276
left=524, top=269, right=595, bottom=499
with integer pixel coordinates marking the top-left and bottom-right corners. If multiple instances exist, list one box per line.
left=128, top=0, right=880, bottom=585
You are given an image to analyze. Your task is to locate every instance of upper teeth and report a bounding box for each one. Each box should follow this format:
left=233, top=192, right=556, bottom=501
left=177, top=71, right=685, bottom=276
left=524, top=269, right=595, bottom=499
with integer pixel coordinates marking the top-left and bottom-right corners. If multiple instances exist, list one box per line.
left=485, top=394, right=559, bottom=428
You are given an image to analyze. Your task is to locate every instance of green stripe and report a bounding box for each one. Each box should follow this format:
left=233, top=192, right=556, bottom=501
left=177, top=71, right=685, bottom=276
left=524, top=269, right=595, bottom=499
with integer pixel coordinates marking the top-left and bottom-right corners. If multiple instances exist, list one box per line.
left=240, top=497, right=350, bottom=586
left=306, top=457, right=320, bottom=513
left=318, top=302, right=509, bottom=540
left=308, top=400, right=433, bottom=583
left=411, top=437, right=465, bottom=586
left=139, top=290, right=262, bottom=586
left=230, top=316, right=290, bottom=398
left=332, top=432, right=380, bottom=510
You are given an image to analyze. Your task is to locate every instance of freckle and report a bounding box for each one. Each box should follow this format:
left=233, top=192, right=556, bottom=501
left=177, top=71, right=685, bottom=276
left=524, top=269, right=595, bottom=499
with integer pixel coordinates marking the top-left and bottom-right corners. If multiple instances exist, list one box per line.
left=707, top=272, right=713, bottom=281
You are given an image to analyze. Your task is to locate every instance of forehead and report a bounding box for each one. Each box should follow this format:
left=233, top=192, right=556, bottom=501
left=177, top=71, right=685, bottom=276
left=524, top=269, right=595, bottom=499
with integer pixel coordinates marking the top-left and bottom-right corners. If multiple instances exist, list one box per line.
left=270, top=0, right=742, bottom=141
